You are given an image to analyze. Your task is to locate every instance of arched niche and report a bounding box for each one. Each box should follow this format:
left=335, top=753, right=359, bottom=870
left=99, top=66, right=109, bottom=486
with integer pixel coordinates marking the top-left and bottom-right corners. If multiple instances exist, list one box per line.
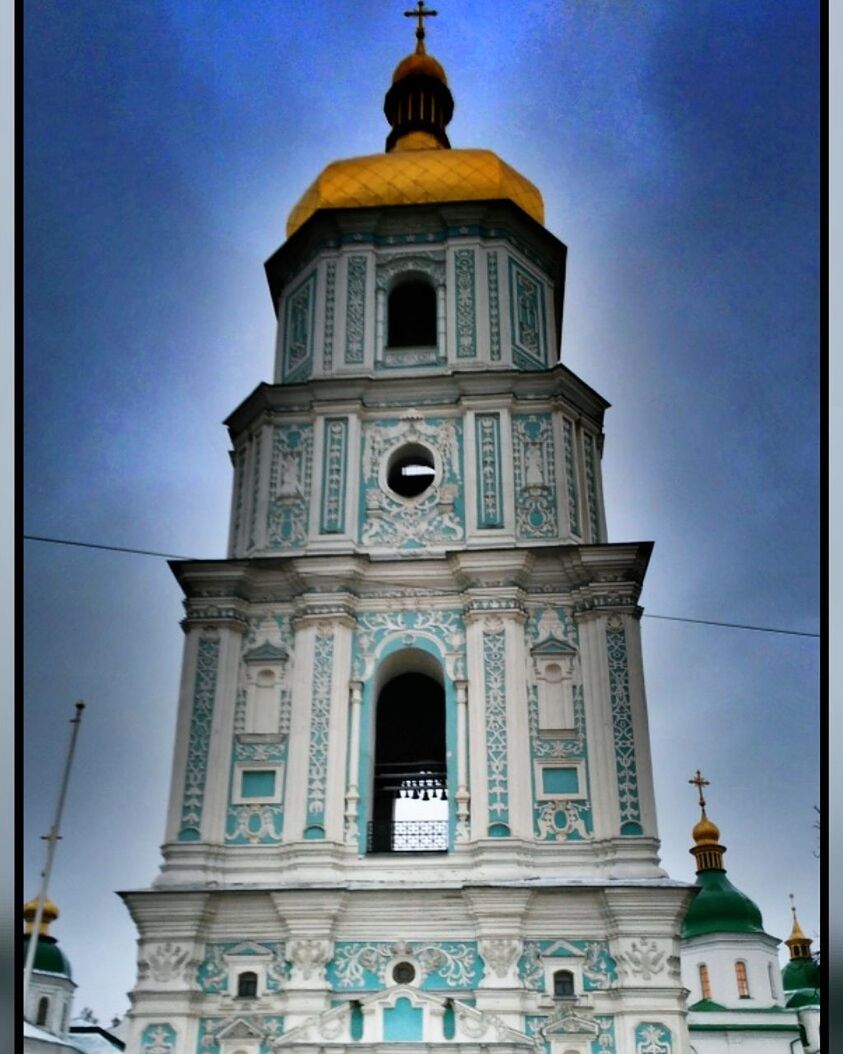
left=368, top=646, right=449, bottom=853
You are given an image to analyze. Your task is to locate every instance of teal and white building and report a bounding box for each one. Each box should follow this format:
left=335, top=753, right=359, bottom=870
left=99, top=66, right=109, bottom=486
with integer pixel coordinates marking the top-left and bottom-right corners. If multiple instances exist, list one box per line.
left=117, top=19, right=820, bottom=1054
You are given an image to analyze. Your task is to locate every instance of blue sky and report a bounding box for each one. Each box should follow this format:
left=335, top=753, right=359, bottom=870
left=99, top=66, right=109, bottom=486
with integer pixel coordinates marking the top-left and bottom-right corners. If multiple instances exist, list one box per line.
left=24, top=0, right=819, bottom=1023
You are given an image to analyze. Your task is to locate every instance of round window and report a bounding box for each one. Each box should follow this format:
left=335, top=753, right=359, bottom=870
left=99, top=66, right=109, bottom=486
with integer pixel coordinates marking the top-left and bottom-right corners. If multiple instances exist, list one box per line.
left=392, top=961, right=416, bottom=984
left=386, top=443, right=436, bottom=499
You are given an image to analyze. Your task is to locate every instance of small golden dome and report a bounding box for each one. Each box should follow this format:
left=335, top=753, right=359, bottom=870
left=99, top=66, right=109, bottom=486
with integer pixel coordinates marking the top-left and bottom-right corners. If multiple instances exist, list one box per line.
left=692, top=811, right=721, bottom=845
left=23, top=896, right=59, bottom=935
left=287, top=148, right=544, bottom=237
left=392, top=49, right=447, bottom=85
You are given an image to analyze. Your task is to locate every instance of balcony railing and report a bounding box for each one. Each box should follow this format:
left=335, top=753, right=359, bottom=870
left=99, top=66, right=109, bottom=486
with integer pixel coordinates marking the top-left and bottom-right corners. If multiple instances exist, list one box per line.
left=367, top=819, right=449, bottom=853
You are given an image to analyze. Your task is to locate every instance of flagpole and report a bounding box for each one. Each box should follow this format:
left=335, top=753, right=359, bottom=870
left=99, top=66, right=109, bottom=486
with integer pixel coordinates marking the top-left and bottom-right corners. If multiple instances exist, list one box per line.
left=23, top=701, right=86, bottom=1007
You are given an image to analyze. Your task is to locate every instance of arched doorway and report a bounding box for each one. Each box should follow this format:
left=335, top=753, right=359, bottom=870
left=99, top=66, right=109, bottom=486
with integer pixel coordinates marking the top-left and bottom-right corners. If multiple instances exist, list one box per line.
left=369, top=652, right=448, bottom=853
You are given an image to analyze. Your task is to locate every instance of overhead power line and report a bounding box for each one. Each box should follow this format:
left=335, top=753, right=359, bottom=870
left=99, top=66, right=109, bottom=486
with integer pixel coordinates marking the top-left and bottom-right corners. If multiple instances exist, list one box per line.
left=23, top=533, right=820, bottom=639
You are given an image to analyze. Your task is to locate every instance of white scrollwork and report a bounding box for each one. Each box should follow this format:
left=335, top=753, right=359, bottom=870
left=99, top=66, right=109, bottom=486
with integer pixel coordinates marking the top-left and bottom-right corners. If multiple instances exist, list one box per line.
left=288, top=939, right=333, bottom=981
left=225, top=804, right=283, bottom=844
left=535, top=799, right=590, bottom=841
left=478, top=938, right=522, bottom=978
left=616, top=937, right=667, bottom=982
left=141, top=942, right=191, bottom=984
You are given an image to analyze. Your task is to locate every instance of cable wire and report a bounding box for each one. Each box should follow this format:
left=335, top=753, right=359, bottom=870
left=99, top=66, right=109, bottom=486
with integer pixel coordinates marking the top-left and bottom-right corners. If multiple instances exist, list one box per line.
left=23, top=533, right=820, bottom=639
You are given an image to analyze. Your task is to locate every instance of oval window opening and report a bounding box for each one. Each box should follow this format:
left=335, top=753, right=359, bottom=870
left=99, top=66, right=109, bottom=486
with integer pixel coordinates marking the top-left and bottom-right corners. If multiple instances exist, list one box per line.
left=393, top=961, right=416, bottom=984
left=387, top=444, right=436, bottom=499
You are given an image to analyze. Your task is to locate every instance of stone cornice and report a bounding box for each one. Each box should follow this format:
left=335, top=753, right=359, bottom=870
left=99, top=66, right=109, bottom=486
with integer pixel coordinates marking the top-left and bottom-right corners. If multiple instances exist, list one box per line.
left=224, top=364, right=609, bottom=442
left=170, top=544, right=653, bottom=608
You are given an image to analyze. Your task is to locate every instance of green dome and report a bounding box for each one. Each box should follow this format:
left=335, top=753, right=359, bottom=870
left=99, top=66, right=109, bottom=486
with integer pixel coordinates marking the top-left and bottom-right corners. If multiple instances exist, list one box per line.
left=23, top=934, right=72, bottom=979
left=782, top=956, right=820, bottom=994
left=681, top=868, right=765, bottom=939
left=785, top=987, right=820, bottom=1009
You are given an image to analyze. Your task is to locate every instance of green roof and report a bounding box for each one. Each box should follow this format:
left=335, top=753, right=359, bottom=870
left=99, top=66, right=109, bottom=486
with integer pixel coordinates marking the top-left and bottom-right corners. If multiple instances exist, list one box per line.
left=688, top=998, right=728, bottom=1012
left=785, top=987, right=820, bottom=1009
left=23, top=934, right=72, bottom=979
left=682, top=868, right=765, bottom=939
left=782, top=956, right=820, bottom=993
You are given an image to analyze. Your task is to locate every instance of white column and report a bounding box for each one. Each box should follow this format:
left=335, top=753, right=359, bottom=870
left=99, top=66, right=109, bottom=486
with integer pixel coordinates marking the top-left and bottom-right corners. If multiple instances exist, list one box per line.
left=344, top=680, right=363, bottom=845
left=455, top=679, right=470, bottom=841
left=375, top=285, right=386, bottom=363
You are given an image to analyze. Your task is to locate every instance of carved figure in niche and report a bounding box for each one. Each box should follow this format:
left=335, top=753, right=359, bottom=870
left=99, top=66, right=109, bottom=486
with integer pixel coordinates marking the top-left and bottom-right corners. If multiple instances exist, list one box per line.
left=524, top=443, right=544, bottom=489
left=279, top=453, right=301, bottom=497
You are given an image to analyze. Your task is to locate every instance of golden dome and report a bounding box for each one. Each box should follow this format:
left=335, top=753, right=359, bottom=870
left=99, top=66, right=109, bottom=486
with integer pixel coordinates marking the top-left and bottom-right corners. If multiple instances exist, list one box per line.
left=286, top=147, right=544, bottom=237
left=23, top=896, right=59, bottom=935
left=392, top=49, right=447, bottom=84
left=692, top=811, right=721, bottom=845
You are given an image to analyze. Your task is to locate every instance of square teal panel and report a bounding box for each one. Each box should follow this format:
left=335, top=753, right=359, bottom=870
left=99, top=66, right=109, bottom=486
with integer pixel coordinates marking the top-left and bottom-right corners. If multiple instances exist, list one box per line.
left=542, top=767, right=579, bottom=794
left=383, top=998, right=423, bottom=1041
left=241, top=770, right=276, bottom=798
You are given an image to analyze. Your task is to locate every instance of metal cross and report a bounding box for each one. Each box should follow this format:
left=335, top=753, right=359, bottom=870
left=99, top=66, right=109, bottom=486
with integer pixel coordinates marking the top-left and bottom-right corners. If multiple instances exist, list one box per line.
left=404, top=1, right=438, bottom=45
left=689, top=769, right=710, bottom=808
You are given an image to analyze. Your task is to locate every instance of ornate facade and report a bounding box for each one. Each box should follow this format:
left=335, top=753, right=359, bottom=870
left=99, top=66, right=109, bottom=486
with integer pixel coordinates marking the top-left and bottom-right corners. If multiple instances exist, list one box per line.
left=119, top=16, right=728, bottom=1054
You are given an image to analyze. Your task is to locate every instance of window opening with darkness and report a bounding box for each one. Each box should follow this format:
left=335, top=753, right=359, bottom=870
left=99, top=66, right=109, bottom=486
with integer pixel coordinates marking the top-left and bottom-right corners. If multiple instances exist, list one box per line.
left=735, top=960, right=750, bottom=998
left=388, top=280, right=436, bottom=348
left=369, top=671, right=447, bottom=853
left=699, top=963, right=711, bottom=1000
left=237, top=971, right=258, bottom=998
left=387, top=444, right=436, bottom=499
left=553, top=969, right=575, bottom=998
left=36, top=996, right=50, bottom=1027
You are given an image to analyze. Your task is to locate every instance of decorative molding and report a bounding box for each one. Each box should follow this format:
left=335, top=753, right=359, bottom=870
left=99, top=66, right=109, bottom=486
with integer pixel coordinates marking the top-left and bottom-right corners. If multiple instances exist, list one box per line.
left=360, top=415, right=464, bottom=549
left=593, top=1016, right=617, bottom=1054
left=329, top=940, right=482, bottom=990
left=606, top=623, right=643, bottom=834
left=266, top=423, right=313, bottom=550
left=487, top=251, right=501, bottom=361
left=288, top=938, right=333, bottom=982
left=177, top=636, right=220, bottom=842
left=635, top=1022, right=672, bottom=1054
left=535, top=799, right=591, bottom=841
left=137, top=942, right=194, bottom=986
left=248, top=434, right=262, bottom=551
left=305, top=630, right=334, bottom=834
left=320, top=417, right=349, bottom=534
left=512, top=413, right=559, bottom=538
left=345, top=255, right=367, bottom=363
left=562, top=417, right=581, bottom=536
left=615, top=937, right=668, bottom=982
left=508, top=256, right=547, bottom=369
left=454, top=248, right=477, bottom=358
left=584, top=431, right=601, bottom=542
left=139, top=1024, right=176, bottom=1054
left=519, top=939, right=618, bottom=991
left=477, top=938, right=521, bottom=979
left=352, top=608, right=466, bottom=683
left=323, top=259, right=336, bottom=372
left=283, top=269, right=316, bottom=382
left=483, top=629, right=510, bottom=834
left=197, top=941, right=288, bottom=994
left=475, top=413, right=504, bottom=528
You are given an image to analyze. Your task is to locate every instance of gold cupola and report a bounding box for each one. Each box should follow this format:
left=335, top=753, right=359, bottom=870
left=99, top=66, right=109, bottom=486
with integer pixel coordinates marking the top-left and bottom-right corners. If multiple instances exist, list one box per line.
left=23, top=895, right=60, bottom=936
left=688, top=770, right=726, bottom=872
left=785, top=895, right=813, bottom=960
left=285, top=7, right=544, bottom=237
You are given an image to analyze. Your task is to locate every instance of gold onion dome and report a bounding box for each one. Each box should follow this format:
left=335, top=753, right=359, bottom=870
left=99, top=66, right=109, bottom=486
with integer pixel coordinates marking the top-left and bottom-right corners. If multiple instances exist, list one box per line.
left=23, top=896, right=59, bottom=935
left=285, top=10, right=544, bottom=238
left=692, top=812, right=720, bottom=846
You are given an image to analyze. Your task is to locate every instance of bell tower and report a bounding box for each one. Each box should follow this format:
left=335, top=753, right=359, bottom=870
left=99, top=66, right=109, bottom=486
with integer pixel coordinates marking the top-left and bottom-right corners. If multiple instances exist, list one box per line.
left=122, top=15, right=695, bottom=1054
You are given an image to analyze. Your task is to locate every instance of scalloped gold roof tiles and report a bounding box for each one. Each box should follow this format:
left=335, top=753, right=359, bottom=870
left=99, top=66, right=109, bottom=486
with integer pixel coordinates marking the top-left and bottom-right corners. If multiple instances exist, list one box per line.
left=286, top=148, right=545, bottom=238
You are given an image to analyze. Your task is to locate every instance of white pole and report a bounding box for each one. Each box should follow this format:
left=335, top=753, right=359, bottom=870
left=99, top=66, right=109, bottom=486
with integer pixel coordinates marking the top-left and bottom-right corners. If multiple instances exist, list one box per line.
left=23, top=701, right=86, bottom=1010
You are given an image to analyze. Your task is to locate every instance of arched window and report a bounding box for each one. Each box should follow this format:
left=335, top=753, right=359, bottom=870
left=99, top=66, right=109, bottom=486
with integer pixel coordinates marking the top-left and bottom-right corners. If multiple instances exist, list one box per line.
left=369, top=650, right=447, bottom=853
left=236, top=970, right=258, bottom=998
left=388, top=279, right=436, bottom=348
left=767, top=961, right=777, bottom=999
left=553, top=969, right=575, bottom=998
left=698, top=963, right=711, bottom=1000
left=735, top=960, right=750, bottom=998
left=36, top=996, right=50, bottom=1027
